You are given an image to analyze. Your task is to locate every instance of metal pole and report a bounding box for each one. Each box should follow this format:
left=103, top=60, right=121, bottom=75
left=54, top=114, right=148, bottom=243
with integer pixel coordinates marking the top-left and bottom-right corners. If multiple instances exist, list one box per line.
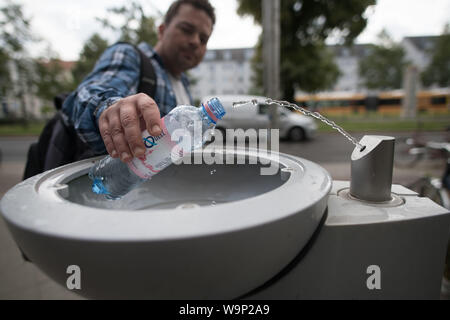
left=262, top=0, right=280, bottom=146
left=402, top=65, right=418, bottom=119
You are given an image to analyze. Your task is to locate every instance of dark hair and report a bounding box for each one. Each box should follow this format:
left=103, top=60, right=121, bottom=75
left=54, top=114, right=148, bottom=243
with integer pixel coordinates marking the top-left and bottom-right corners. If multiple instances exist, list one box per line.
left=165, top=0, right=216, bottom=26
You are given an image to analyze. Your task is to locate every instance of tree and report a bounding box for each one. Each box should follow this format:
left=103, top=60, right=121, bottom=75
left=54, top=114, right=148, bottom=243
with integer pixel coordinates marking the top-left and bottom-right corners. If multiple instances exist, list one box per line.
left=237, top=0, right=375, bottom=101
left=358, top=30, right=407, bottom=90
left=70, top=1, right=158, bottom=86
left=34, top=46, right=74, bottom=106
left=0, top=47, right=10, bottom=97
left=422, top=24, right=450, bottom=88
left=0, top=1, right=38, bottom=120
left=71, top=33, right=109, bottom=86
left=97, top=1, right=158, bottom=46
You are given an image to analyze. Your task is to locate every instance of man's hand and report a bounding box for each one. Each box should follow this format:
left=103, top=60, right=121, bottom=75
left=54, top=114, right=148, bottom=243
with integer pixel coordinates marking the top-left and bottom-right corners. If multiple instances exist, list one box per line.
left=99, top=93, right=162, bottom=163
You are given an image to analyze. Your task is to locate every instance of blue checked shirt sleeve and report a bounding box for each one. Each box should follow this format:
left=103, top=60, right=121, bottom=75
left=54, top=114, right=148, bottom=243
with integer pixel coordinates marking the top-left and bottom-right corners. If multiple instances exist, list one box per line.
left=62, top=43, right=140, bottom=154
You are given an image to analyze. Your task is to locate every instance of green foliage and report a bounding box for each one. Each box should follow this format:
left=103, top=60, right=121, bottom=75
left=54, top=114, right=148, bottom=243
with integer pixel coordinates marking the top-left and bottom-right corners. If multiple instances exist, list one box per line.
left=237, top=0, right=375, bottom=101
left=422, top=24, right=450, bottom=88
left=40, top=104, right=53, bottom=115
left=0, top=1, right=36, bottom=55
left=0, top=48, right=10, bottom=96
left=358, top=30, right=407, bottom=90
left=70, top=1, right=158, bottom=86
left=96, top=1, right=158, bottom=46
left=71, top=33, right=109, bottom=86
left=0, top=1, right=38, bottom=120
left=0, top=1, right=34, bottom=97
left=317, top=115, right=450, bottom=132
left=0, top=1, right=160, bottom=119
left=0, top=121, right=46, bottom=136
left=34, top=57, right=73, bottom=102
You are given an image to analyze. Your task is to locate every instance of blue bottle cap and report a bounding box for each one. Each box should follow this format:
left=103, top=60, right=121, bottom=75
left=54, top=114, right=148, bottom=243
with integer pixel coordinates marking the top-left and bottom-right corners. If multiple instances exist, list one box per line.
left=202, top=98, right=226, bottom=124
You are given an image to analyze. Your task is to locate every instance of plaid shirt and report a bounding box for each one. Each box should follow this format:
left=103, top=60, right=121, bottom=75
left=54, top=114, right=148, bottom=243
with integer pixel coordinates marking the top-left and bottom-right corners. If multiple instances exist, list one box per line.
left=62, top=42, right=193, bottom=154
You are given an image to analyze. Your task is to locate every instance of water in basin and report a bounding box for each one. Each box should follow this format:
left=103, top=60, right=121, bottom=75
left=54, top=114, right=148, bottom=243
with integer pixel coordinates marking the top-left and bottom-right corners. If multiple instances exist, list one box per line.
left=64, top=157, right=289, bottom=211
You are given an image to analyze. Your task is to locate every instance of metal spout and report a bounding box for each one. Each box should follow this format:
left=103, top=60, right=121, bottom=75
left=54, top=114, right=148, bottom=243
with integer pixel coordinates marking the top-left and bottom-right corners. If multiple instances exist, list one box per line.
left=350, top=136, right=395, bottom=202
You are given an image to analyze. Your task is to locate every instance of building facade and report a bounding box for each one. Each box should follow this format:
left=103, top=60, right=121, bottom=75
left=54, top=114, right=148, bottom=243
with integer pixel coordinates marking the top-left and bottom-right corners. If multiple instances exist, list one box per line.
left=327, top=44, right=372, bottom=93
left=0, top=59, right=75, bottom=120
left=401, top=36, right=440, bottom=73
left=326, top=36, right=440, bottom=94
left=190, top=36, right=439, bottom=103
left=0, top=36, right=440, bottom=119
left=189, top=48, right=255, bottom=102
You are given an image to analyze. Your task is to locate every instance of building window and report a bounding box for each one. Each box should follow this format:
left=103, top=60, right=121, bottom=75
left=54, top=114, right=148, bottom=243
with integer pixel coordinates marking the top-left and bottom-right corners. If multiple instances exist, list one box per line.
left=205, top=51, right=216, bottom=60
left=223, top=51, right=232, bottom=60
left=223, top=63, right=233, bottom=70
left=431, top=96, right=446, bottom=105
left=245, top=49, right=254, bottom=60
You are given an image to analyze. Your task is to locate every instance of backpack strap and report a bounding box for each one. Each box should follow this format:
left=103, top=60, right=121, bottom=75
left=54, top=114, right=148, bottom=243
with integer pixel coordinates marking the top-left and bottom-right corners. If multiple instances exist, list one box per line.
left=114, top=42, right=157, bottom=98
left=136, top=46, right=157, bottom=98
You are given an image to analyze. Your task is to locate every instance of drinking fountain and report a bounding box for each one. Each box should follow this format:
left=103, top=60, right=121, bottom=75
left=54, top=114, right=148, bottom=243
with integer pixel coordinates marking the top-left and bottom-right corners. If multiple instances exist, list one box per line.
left=1, top=137, right=449, bottom=299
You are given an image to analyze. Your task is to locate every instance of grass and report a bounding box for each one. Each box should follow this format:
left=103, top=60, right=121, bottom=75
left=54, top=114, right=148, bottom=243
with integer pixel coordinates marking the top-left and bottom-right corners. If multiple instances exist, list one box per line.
left=0, top=114, right=449, bottom=137
left=0, top=122, right=46, bottom=136
left=316, top=115, right=450, bottom=133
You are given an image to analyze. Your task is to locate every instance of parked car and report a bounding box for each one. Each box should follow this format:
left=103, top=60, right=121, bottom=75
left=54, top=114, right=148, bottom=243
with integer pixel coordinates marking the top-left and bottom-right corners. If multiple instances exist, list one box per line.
left=201, top=95, right=317, bottom=141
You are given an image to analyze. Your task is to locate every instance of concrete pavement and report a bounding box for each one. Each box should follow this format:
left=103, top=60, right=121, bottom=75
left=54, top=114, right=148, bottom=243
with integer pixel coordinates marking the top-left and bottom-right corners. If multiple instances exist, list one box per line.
left=0, top=163, right=82, bottom=299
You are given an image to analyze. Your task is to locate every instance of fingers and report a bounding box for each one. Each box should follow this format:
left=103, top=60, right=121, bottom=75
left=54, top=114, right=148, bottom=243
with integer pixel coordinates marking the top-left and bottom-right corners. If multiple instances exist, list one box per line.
left=99, top=117, right=117, bottom=158
left=136, top=93, right=162, bottom=136
left=120, top=104, right=146, bottom=159
left=98, top=94, right=161, bottom=163
left=108, top=108, right=133, bottom=162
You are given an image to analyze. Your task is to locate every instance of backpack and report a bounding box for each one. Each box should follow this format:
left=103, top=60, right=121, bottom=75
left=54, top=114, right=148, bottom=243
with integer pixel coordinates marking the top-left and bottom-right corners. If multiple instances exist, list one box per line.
left=23, top=44, right=157, bottom=180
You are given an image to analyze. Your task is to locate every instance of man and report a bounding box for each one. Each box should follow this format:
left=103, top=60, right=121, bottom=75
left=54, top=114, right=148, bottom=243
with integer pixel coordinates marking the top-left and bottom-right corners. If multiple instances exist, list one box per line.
left=62, top=0, right=215, bottom=164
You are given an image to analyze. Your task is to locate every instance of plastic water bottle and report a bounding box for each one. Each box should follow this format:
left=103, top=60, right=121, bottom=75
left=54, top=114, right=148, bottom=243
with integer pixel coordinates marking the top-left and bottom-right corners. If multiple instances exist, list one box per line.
left=88, top=97, right=226, bottom=200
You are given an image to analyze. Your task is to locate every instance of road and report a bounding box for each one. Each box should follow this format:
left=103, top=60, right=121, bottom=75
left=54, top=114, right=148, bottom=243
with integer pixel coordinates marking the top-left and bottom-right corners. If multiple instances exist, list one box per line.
left=0, top=137, right=36, bottom=196
left=0, top=131, right=447, bottom=195
left=279, top=131, right=447, bottom=184
left=0, top=131, right=448, bottom=299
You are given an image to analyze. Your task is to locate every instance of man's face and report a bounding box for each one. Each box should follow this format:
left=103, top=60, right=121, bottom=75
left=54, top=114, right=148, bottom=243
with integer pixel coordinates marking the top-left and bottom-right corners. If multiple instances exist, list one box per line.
left=157, top=4, right=213, bottom=76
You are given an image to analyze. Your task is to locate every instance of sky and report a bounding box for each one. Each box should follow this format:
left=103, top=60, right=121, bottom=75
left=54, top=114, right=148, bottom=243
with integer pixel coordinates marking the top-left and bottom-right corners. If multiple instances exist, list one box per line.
left=8, top=0, right=450, bottom=61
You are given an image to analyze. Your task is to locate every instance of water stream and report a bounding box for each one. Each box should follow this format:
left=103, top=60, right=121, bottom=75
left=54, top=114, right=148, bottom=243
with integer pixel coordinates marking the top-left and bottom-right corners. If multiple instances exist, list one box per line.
left=233, top=99, right=366, bottom=151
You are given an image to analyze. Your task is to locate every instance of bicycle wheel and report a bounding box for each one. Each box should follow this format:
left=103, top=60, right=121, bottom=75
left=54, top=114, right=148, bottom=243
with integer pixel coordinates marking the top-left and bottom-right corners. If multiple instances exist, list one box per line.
left=394, top=137, right=422, bottom=168
left=409, top=177, right=448, bottom=208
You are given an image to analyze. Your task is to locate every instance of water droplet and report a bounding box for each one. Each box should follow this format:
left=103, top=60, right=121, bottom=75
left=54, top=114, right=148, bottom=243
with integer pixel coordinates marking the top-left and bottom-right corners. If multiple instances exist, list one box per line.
left=211, top=201, right=217, bottom=207
left=232, top=100, right=258, bottom=108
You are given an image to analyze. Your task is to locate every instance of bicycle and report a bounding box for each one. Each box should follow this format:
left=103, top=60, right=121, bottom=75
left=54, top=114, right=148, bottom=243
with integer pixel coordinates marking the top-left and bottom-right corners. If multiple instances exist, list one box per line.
left=405, top=142, right=450, bottom=207
left=395, top=131, right=450, bottom=167
left=405, top=142, right=450, bottom=299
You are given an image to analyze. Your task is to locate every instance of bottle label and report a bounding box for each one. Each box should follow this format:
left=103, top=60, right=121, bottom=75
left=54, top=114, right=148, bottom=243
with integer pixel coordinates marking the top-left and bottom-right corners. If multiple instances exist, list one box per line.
left=127, top=118, right=184, bottom=179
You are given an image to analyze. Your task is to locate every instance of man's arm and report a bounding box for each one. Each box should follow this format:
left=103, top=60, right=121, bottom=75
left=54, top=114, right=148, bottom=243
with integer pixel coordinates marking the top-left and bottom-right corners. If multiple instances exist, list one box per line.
left=62, top=43, right=161, bottom=161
